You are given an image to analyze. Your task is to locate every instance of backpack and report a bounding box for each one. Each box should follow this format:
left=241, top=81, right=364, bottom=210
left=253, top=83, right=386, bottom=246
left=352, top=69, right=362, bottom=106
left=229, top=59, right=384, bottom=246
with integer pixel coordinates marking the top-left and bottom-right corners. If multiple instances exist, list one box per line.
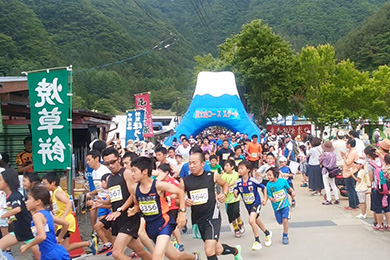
left=369, top=160, right=389, bottom=195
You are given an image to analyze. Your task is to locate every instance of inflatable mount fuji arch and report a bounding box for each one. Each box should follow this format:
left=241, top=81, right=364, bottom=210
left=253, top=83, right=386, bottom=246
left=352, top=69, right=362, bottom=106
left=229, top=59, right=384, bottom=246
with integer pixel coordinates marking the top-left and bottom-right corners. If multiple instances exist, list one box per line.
left=164, top=71, right=261, bottom=145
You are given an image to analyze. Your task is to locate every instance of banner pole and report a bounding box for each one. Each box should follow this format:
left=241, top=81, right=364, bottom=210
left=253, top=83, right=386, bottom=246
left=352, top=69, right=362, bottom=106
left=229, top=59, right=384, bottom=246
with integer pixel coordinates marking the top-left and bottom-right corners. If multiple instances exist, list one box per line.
left=68, top=65, right=73, bottom=195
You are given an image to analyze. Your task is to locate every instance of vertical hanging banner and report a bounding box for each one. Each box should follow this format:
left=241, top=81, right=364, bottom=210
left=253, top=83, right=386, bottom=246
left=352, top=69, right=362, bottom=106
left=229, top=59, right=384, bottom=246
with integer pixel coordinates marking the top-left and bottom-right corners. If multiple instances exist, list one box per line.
left=0, top=97, right=3, bottom=133
left=135, top=92, right=154, bottom=137
left=125, top=110, right=145, bottom=142
left=28, top=68, right=72, bottom=171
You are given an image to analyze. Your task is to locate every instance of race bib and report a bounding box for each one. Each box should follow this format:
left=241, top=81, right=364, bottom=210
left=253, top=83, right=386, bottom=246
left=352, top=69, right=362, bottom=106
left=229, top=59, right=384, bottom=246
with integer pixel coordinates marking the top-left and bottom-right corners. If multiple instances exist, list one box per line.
left=222, top=153, right=229, bottom=160
left=251, top=153, right=257, bottom=158
left=139, top=200, right=159, bottom=216
left=52, top=201, right=59, bottom=214
left=229, top=186, right=235, bottom=194
left=273, top=190, right=286, bottom=202
left=109, top=185, right=123, bottom=203
left=242, top=192, right=255, bottom=204
left=190, top=188, right=209, bottom=205
left=31, top=223, right=49, bottom=237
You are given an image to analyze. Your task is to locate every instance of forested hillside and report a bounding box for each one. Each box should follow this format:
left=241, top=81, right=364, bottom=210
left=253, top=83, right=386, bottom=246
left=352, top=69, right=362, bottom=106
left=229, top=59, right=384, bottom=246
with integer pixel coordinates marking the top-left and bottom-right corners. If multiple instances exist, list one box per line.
left=150, top=0, right=388, bottom=52
left=335, top=3, right=390, bottom=71
left=1, top=0, right=389, bottom=115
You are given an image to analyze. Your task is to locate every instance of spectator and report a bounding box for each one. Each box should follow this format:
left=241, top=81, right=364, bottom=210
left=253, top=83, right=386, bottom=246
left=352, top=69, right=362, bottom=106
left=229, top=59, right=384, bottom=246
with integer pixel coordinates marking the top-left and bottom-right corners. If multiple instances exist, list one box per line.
left=319, top=141, right=340, bottom=205
left=341, top=138, right=359, bottom=210
left=306, top=137, right=324, bottom=196
left=16, top=136, right=34, bottom=175
left=333, top=131, right=347, bottom=168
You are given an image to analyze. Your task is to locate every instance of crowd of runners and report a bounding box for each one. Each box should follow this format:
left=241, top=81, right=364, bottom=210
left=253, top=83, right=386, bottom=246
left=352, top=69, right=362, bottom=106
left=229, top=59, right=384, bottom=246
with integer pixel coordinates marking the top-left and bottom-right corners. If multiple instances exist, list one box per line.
left=0, top=127, right=389, bottom=260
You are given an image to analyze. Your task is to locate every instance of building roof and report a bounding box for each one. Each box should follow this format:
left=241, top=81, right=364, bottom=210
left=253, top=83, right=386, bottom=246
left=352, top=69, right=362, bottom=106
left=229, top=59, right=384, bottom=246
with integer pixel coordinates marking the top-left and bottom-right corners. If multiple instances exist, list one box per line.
left=0, top=76, right=27, bottom=83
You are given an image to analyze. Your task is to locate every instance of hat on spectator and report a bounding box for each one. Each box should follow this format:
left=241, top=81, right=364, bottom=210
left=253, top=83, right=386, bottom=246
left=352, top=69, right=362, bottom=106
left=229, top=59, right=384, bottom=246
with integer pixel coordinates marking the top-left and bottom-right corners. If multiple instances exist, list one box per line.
left=321, top=140, right=334, bottom=152
left=175, top=153, right=183, bottom=158
left=354, top=159, right=365, bottom=166
left=337, top=131, right=345, bottom=137
left=279, top=156, right=287, bottom=162
left=379, top=139, right=390, bottom=151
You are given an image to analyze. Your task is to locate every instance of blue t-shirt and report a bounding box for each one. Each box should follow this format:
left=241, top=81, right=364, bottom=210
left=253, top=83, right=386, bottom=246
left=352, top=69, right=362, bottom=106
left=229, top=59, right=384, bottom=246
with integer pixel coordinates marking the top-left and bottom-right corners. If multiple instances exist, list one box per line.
left=280, top=165, right=293, bottom=184
left=266, top=178, right=291, bottom=211
left=234, top=177, right=265, bottom=210
left=31, top=210, right=70, bottom=260
left=179, top=162, right=211, bottom=179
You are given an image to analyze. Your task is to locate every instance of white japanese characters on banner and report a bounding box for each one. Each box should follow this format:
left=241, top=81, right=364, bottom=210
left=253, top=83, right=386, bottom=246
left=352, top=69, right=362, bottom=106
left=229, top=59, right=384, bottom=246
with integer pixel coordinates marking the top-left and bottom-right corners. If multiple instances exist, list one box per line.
left=126, top=110, right=145, bottom=142
left=28, top=69, right=71, bottom=171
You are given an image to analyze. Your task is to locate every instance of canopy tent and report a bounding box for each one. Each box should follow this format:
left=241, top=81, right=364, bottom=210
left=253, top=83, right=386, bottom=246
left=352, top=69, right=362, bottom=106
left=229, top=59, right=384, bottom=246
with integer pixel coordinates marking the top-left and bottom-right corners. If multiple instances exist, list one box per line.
left=164, top=71, right=260, bottom=145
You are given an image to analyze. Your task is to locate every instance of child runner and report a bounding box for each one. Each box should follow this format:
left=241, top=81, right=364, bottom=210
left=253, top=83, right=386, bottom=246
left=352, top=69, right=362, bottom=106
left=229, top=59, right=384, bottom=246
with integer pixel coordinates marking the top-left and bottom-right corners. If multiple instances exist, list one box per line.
left=265, top=167, right=295, bottom=245
left=184, top=153, right=243, bottom=260
left=22, top=172, right=41, bottom=199
left=0, top=169, right=40, bottom=260
left=22, top=185, right=70, bottom=259
left=41, top=172, right=98, bottom=254
left=129, top=157, right=199, bottom=260
left=351, top=159, right=370, bottom=219
left=221, top=160, right=244, bottom=238
left=210, top=155, right=222, bottom=175
left=92, top=173, right=115, bottom=254
left=0, top=188, right=9, bottom=255
left=233, top=146, right=245, bottom=170
left=158, top=163, right=184, bottom=252
left=278, top=156, right=296, bottom=207
left=257, top=152, right=276, bottom=185
left=234, top=161, right=272, bottom=251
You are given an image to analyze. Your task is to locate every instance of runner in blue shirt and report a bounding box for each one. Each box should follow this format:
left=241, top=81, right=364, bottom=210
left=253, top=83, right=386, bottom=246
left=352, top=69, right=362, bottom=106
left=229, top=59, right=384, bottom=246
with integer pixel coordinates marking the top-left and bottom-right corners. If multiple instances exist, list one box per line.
left=265, top=167, right=295, bottom=245
left=234, top=161, right=272, bottom=251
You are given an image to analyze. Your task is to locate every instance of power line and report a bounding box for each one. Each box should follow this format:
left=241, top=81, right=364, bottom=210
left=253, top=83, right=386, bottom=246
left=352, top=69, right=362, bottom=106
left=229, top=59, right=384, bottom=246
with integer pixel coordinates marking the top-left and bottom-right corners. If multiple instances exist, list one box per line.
left=189, top=0, right=212, bottom=34
left=132, top=0, right=205, bottom=55
left=75, top=36, right=175, bottom=73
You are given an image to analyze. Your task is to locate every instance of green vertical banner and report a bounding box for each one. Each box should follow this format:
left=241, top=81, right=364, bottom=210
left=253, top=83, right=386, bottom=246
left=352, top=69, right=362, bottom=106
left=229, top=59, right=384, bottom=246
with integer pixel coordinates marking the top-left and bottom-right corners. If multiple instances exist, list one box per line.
left=28, top=68, right=72, bottom=171
left=0, top=96, right=3, bottom=133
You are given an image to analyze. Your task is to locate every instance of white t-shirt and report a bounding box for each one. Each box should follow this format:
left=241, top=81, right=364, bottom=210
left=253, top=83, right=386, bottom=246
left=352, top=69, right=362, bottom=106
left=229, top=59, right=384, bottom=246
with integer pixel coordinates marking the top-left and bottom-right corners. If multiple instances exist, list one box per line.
left=307, top=146, right=323, bottom=165
left=355, top=169, right=370, bottom=191
left=92, top=164, right=110, bottom=198
left=166, top=156, right=177, bottom=166
left=333, top=139, right=347, bottom=167
left=354, top=138, right=365, bottom=157
left=176, top=145, right=191, bottom=163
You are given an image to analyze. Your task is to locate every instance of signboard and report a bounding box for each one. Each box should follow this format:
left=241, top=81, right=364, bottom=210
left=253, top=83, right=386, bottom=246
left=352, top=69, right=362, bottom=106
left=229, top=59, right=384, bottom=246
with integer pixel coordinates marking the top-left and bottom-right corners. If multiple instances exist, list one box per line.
left=267, top=124, right=311, bottom=136
left=28, top=68, right=71, bottom=171
left=126, top=110, right=144, bottom=142
left=135, top=93, right=153, bottom=137
left=193, top=108, right=240, bottom=120
left=0, top=97, right=2, bottom=133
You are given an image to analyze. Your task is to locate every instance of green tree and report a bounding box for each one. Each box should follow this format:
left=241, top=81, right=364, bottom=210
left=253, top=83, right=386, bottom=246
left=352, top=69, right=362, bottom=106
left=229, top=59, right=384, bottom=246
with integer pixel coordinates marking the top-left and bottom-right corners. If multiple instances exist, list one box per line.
left=334, top=60, right=387, bottom=126
left=371, top=65, right=390, bottom=111
left=219, top=20, right=299, bottom=125
left=93, top=98, right=117, bottom=116
left=300, top=44, right=343, bottom=132
left=170, top=98, right=190, bottom=116
left=301, top=44, right=388, bottom=131
left=72, top=94, right=88, bottom=110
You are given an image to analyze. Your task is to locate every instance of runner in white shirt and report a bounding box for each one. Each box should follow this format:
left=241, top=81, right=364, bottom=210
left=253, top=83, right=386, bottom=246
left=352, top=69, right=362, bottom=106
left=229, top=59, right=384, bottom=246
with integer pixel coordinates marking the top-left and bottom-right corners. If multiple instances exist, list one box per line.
left=176, top=138, right=191, bottom=163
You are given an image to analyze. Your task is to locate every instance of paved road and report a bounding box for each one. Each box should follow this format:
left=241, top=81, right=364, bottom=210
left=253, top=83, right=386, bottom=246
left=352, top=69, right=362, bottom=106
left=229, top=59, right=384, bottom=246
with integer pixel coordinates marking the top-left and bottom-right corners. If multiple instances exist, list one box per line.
left=10, top=174, right=390, bottom=259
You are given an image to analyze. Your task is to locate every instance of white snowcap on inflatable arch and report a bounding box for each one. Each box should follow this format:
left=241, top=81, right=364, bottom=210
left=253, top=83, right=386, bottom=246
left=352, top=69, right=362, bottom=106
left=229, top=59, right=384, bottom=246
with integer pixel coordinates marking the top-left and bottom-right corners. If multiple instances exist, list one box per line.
left=164, top=71, right=261, bottom=145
